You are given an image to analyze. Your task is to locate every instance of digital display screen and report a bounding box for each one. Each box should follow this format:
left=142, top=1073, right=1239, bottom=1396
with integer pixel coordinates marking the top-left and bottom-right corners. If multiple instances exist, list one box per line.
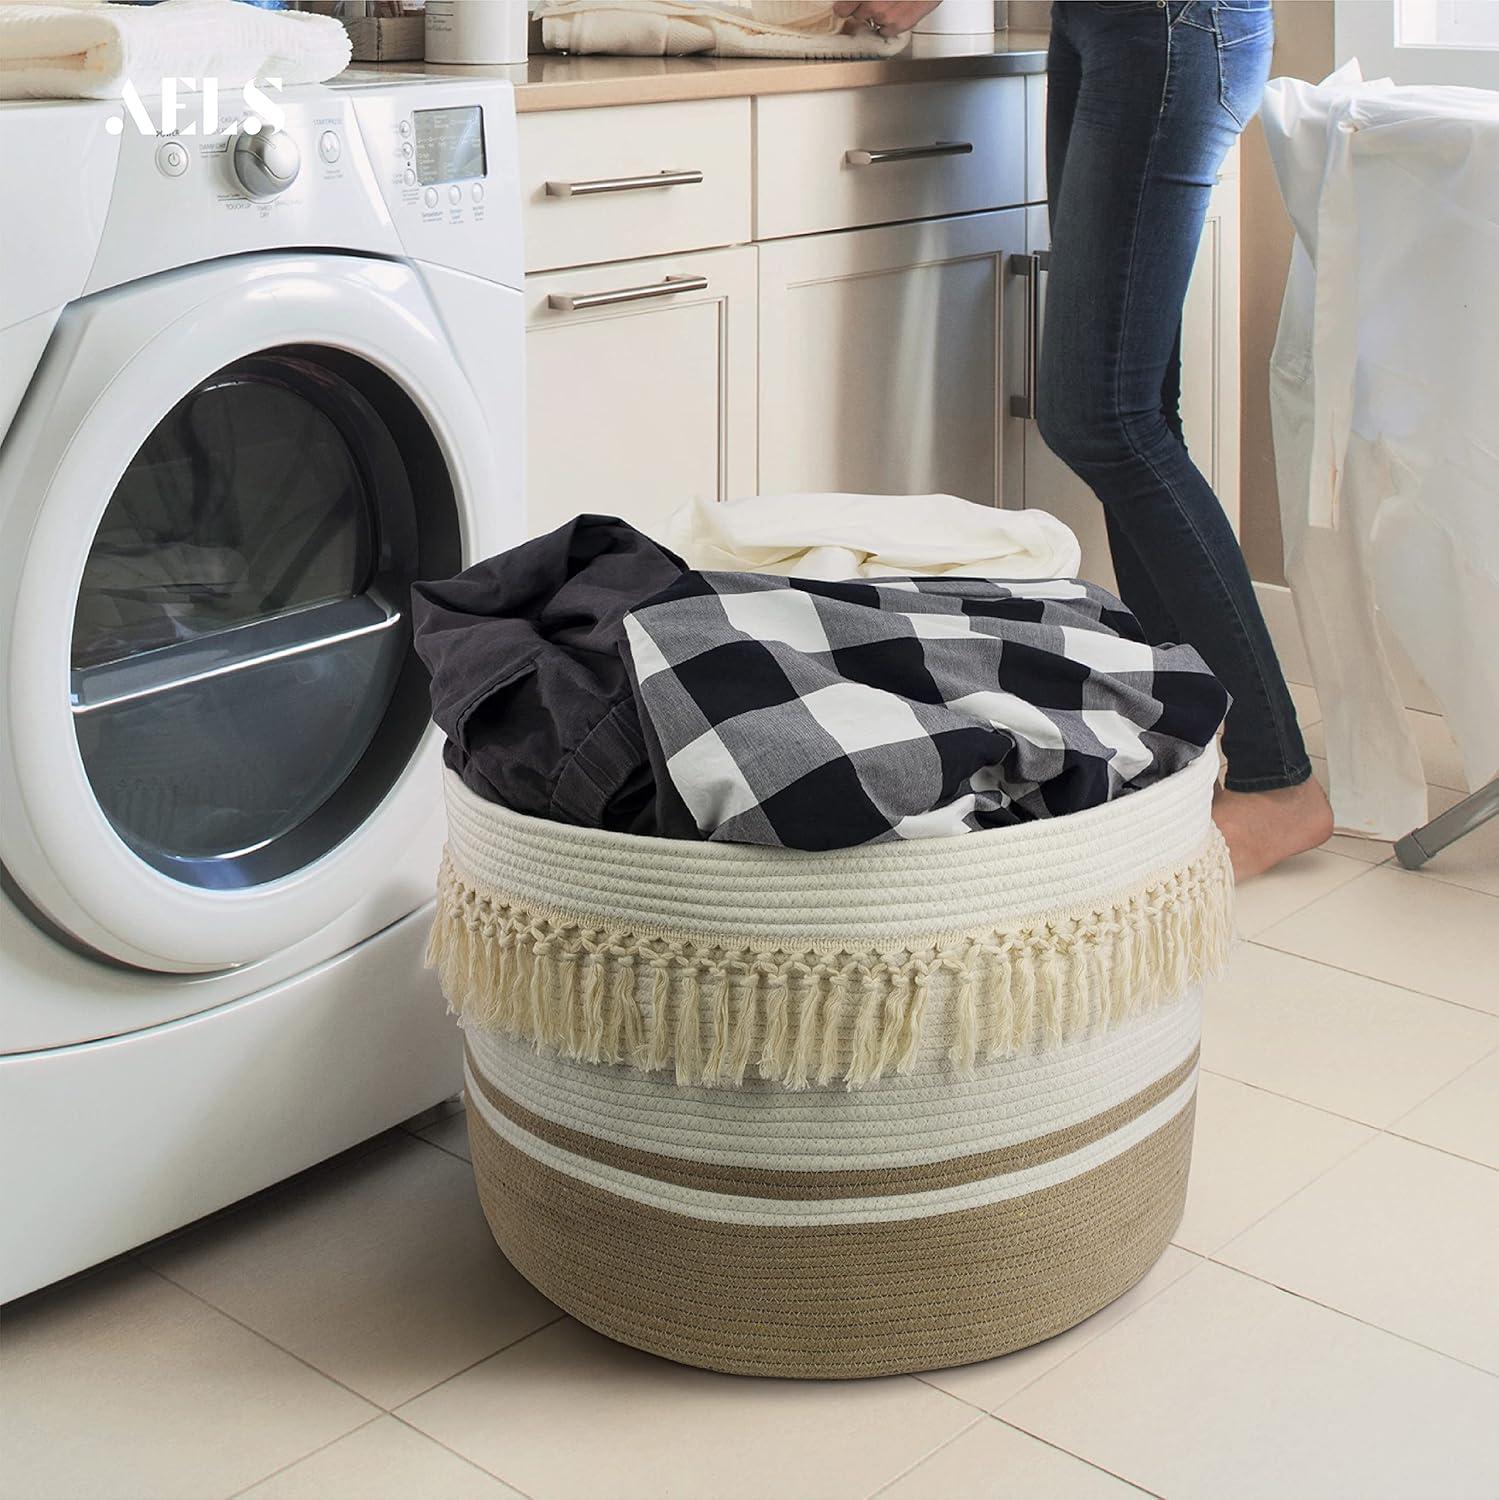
left=413, top=106, right=485, bottom=186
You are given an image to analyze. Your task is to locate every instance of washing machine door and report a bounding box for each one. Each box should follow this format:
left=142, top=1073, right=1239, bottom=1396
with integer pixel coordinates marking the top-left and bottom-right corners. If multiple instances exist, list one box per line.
left=0, top=253, right=510, bottom=972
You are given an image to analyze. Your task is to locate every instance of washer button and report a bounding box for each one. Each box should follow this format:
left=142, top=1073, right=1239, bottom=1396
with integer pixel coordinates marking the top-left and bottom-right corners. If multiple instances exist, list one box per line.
left=423, top=187, right=439, bottom=209
left=404, top=167, right=417, bottom=187
left=448, top=184, right=462, bottom=206
left=318, top=130, right=341, bottom=164
left=399, top=119, right=411, bottom=136
left=471, top=182, right=484, bottom=203
left=156, top=141, right=189, bottom=177
left=400, top=141, right=413, bottom=159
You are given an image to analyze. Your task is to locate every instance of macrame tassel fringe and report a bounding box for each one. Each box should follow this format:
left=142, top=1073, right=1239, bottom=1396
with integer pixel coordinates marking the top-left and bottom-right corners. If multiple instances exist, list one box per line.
left=426, top=831, right=1234, bottom=1090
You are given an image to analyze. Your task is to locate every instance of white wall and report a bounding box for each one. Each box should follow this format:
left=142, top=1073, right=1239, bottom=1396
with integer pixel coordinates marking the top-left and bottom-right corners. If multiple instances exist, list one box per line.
left=1334, top=0, right=1499, bottom=87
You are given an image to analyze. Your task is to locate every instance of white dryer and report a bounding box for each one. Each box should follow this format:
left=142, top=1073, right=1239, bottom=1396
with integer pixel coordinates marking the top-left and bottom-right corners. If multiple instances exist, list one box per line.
left=0, top=76, right=524, bottom=1300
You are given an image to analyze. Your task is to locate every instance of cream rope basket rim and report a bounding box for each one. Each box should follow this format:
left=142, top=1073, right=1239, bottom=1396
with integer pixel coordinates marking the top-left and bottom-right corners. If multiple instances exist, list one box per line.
left=428, top=747, right=1232, bottom=1090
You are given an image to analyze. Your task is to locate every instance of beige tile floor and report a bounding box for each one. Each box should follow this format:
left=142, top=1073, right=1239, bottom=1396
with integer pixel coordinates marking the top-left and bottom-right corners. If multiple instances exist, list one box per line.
left=6, top=692, right=1498, bottom=1500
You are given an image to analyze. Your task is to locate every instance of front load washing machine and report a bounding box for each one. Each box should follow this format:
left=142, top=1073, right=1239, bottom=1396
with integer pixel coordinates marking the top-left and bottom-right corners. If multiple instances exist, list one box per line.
left=0, top=76, right=524, bottom=1300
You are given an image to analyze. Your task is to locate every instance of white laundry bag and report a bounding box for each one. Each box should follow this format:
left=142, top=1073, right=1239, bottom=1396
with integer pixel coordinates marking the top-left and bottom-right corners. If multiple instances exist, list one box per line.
left=1262, top=64, right=1499, bottom=837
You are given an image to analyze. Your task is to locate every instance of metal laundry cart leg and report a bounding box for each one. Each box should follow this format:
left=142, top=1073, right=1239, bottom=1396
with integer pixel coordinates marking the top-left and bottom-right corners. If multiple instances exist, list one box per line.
left=1394, top=782, right=1499, bottom=870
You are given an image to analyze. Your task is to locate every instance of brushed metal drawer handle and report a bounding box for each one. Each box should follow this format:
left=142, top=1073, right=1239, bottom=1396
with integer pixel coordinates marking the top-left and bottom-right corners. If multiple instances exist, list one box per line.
left=547, top=274, right=709, bottom=313
left=845, top=141, right=974, bottom=167
left=545, top=169, right=704, bottom=198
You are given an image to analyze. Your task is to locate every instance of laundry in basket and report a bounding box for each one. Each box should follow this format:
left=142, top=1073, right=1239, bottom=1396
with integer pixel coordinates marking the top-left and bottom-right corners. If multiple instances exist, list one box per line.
left=411, top=512, right=1230, bottom=847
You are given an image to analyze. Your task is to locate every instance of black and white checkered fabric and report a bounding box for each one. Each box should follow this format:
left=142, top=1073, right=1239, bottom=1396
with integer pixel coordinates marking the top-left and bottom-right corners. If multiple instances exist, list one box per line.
left=623, top=573, right=1230, bottom=850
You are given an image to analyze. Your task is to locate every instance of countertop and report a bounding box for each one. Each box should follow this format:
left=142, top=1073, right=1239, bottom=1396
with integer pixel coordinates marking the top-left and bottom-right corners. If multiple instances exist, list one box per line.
left=366, top=31, right=1048, bottom=112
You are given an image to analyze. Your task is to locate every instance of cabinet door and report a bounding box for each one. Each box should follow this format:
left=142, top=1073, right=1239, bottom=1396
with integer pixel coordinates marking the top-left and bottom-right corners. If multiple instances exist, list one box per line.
left=758, top=209, right=1028, bottom=505
left=1020, top=155, right=1242, bottom=589
left=526, top=244, right=757, bottom=538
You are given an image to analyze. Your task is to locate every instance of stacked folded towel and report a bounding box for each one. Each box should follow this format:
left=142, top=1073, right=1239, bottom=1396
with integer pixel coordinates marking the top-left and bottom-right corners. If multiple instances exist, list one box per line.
left=0, top=0, right=351, bottom=101
left=534, top=0, right=911, bottom=59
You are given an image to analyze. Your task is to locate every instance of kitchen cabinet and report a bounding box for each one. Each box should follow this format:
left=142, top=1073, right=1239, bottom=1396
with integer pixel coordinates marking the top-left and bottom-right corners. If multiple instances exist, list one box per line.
left=518, top=75, right=1240, bottom=572
left=525, top=245, right=757, bottom=539
left=758, top=209, right=1026, bottom=503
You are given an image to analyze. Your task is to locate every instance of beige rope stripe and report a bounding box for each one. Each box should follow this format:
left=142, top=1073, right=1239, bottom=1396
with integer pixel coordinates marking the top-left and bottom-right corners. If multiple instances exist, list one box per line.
left=465, top=1097, right=1195, bottom=1379
left=464, top=1041, right=1200, bottom=1201
left=427, top=833, right=1232, bottom=1089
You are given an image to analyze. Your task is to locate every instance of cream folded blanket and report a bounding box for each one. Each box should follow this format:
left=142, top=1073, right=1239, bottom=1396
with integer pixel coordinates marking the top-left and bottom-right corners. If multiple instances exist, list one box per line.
left=536, top=0, right=910, bottom=59
left=666, top=492, right=1083, bottom=582
left=0, top=0, right=351, bottom=101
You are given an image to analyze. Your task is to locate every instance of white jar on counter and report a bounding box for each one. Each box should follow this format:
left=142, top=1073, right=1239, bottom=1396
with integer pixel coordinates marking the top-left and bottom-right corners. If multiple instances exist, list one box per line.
left=425, top=0, right=529, bottom=64
left=913, top=0, right=999, bottom=34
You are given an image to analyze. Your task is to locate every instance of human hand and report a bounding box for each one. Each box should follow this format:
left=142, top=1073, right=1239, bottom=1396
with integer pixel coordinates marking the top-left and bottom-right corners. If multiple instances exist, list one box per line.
left=831, top=1, right=944, bottom=36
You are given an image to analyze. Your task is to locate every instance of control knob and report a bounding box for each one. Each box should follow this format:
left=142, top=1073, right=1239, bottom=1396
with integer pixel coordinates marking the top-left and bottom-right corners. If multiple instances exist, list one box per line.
left=233, top=127, right=300, bottom=200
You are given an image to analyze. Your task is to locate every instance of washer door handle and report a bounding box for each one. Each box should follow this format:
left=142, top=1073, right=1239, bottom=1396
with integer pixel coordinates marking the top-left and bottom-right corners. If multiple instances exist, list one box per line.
left=70, top=595, right=402, bottom=714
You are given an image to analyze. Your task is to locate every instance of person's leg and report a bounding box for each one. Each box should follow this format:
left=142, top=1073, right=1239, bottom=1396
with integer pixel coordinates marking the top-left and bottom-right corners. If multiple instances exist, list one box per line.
left=1044, top=2, right=1080, bottom=231
left=1159, top=320, right=1185, bottom=446
left=1107, top=319, right=1193, bottom=643
left=1101, top=320, right=1189, bottom=644
left=1036, top=0, right=1327, bottom=875
left=1048, top=5, right=1185, bottom=650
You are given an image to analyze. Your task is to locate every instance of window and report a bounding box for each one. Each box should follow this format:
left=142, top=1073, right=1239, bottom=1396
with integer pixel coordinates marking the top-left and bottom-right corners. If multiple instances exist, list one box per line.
left=1397, top=0, right=1499, bottom=49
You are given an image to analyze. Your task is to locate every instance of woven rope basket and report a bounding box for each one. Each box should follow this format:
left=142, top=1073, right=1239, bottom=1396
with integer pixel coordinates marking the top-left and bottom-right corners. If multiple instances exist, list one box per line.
left=430, top=748, right=1231, bottom=1378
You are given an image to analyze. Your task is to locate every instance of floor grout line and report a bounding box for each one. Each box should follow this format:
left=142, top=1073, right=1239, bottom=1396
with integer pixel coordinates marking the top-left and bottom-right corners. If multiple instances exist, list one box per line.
left=1194, top=1063, right=1427, bottom=1138
left=989, top=1251, right=1210, bottom=1415
left=221, top=1412, right=386, bottom=1500
left=1187, top=1081, right=1499, bottom=1176
left=1372, top=1126, right=1499, bottom=1175
left=1229, top=852, right=1383, bottom=939
left=908, top=1373, right=989, bottom=1417
left=987, top=1414, right=1167, bottom=1498
left=392, top=1313, right=570, bottom=1413
left=1197, top=1258, right=1499, bottom=1384
left=385, top=1408, right=541, bottom=1499
left=136, top=1260, right=382, bottom=1412
left=1382, top=1035, right=1499, bottom=1134
left=407, top=1129, right=474, bottom=1167
left=1403, top=869, right=1499, bottom=902
left=1237, top=936, right=1499, bottom=1023
left=1185, top=1126, right=1389, bottom=1265
left=914, top=1249, right=1209, bottom=1421
left=140, top=1254, right=569, bottom=1424
left=862, top=1413, right=985, bottom=1499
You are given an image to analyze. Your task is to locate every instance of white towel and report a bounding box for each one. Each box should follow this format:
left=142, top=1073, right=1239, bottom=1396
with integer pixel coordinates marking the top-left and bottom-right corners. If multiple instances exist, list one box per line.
left=665, top=492, right=1083, bottom=582
left=0, top=0, right=351, bottom=101
left=536, top=0, right=910, bottom=59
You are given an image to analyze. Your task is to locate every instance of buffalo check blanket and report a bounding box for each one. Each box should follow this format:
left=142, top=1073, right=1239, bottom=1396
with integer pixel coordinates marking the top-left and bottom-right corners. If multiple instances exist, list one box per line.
left=622, top=572, right=1230, bottom=850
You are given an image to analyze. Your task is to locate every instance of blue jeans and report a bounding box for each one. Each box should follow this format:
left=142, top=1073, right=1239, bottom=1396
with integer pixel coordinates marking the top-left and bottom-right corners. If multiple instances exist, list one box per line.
left=1041, top=0, right=1308, bottom=792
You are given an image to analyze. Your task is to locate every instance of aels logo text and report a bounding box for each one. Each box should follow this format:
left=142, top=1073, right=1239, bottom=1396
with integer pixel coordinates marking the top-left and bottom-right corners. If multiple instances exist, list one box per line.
left=106, top=78, right=287, bottom=138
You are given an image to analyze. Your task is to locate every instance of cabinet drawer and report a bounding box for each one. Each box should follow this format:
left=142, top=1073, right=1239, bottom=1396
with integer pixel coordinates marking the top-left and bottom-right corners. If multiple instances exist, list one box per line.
left=520, top=99, right=752, bottom=272
left=754, top=79, right=1027, bottom=239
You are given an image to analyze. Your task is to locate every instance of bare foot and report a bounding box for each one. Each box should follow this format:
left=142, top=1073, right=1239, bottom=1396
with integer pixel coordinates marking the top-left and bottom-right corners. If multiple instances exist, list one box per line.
left=1212, top=778, right=1334, bottom=881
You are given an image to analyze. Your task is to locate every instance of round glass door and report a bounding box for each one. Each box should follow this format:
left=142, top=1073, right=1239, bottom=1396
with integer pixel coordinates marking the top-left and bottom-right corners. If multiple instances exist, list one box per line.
left=69, top=348, right=458, bottom=890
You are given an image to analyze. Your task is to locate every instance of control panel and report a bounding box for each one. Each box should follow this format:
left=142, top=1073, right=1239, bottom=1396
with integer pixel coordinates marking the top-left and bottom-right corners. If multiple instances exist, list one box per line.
left=348, top=78, right=520, bottom=289
left=82, top=77, right=521, bottom=298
